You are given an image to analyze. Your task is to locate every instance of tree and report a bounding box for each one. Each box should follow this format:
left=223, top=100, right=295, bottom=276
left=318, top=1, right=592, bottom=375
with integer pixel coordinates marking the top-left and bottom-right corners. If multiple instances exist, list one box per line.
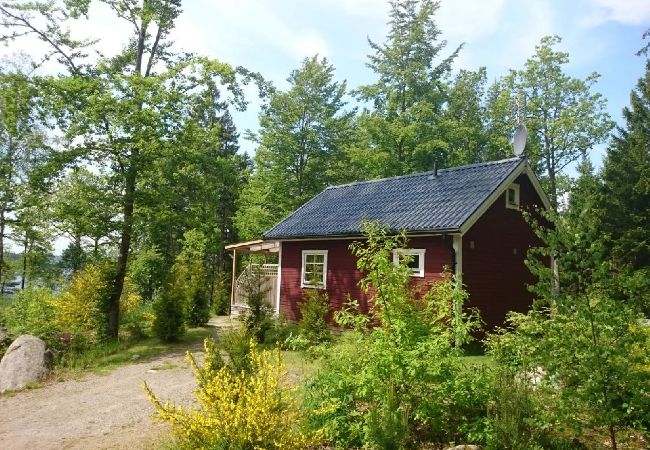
left=236, top=55, right=354, bottom=240
left=52, top=168, right=117, bottom=272
left=0, top=70, right=49, bottom=291
left=355, top=0, right=461, bottom=176
left=1, top=1, right=264, bottom=338
left=598, top=61, right=650, bottom=272
left=511, top=36, right=613, bottom=208
left=438, top=67, right=510, bottom=166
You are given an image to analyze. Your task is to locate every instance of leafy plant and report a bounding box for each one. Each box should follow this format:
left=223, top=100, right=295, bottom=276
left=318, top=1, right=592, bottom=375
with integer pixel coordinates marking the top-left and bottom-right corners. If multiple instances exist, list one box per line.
left=152, top=281, right=186, bottom=343
left=51, top=264, right=107, bottom=349
left=304, top=221, right=487, bottom=447
left=145, top=338, right=317, bottom=450
left=238, top=264, right=273, bottom=342
left=0, top=287, right=58, bottom=348
left=297, top=288, right=331, bottom=347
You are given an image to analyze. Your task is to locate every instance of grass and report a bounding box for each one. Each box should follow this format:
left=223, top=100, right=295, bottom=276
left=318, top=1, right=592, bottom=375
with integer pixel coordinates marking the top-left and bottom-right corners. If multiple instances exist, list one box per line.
left=58, top=326, right=214, bottom=376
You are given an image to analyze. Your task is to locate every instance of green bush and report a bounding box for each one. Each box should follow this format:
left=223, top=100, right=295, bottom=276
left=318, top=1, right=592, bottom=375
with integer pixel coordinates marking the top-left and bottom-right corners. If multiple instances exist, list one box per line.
left=297, top=289, right=331, bottom=346
left=264, top=315, right=300, bottom=346
left=152, top=285, right=186, bottom=342
left=238, top=265, right=272, bottom=342
left=219, top=327, right=253, bottom=374
left=211, top=272, right=231, bottom=316
left=304, top=222, right=487, bottom=448
left=0, top=287, right=59, bottom=348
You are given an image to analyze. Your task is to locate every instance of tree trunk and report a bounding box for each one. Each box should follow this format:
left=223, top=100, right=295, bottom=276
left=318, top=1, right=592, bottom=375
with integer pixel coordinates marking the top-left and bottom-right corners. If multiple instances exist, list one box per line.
left=107, top=161, right=137, bottom=339
left=21, top=233, right=27, bottom=289
left=0, top=209, right=5, bottom=294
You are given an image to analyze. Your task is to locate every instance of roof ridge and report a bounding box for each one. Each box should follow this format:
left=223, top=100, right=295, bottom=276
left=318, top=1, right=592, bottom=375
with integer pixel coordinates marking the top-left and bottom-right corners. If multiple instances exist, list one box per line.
left=325, top=157, right=522, bottom=190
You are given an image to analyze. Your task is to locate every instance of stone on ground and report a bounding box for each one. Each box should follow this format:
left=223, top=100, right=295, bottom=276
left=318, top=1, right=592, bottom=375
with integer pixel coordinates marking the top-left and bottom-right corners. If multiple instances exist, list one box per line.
left=0, top=335, right=53, bottom=393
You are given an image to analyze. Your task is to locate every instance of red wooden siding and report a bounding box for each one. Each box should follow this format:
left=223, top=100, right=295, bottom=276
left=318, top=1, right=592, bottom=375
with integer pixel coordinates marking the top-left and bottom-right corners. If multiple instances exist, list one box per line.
left=462, top=174, right=544, bottom=330
left=279, top=237, right=452, bottom=321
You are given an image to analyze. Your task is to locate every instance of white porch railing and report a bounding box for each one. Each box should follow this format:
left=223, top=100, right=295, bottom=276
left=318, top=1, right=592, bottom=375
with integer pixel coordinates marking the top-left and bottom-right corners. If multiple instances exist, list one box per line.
left=232, top=263, right=278, bottom=311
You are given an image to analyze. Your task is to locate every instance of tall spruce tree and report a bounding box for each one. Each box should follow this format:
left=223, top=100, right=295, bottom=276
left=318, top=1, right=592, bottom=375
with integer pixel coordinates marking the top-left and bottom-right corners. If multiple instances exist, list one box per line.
left=355, top=0, right=460, bottom=176
left=598, top=60, right=650, bottom=274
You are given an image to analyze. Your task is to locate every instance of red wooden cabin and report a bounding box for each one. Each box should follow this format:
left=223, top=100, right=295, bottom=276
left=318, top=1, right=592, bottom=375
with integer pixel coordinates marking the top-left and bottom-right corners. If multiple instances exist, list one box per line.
left=227, top=157, right=551, bottom=330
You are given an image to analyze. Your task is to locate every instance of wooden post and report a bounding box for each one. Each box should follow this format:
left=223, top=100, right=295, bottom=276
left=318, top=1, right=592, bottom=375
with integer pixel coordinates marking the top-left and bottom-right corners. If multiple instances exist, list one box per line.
left=230, top=248, right=237, bottom=312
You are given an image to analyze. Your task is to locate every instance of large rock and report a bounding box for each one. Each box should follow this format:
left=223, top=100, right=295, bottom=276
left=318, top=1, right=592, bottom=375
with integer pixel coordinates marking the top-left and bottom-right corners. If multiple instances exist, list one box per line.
left=0, top=335, right=52, bottom=393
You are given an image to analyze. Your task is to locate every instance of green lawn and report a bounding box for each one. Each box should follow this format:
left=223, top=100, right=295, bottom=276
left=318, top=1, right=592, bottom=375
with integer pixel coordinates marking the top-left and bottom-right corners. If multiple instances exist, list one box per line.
left=59, top=326, right=215, bottom=376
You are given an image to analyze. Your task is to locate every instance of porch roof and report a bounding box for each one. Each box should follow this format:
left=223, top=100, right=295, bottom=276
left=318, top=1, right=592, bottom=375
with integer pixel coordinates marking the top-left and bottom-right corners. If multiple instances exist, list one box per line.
left=224, top=239, right=280, bottom=253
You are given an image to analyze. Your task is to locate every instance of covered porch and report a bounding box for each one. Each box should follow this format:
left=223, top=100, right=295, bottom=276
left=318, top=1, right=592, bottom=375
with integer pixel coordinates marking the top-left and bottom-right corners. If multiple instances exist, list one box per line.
left=225, top=240, right=280, bottom=316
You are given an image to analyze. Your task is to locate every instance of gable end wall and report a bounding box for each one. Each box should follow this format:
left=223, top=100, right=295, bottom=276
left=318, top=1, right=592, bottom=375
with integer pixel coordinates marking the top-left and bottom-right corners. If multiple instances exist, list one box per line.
left=462, top=173, right=545, bottom=330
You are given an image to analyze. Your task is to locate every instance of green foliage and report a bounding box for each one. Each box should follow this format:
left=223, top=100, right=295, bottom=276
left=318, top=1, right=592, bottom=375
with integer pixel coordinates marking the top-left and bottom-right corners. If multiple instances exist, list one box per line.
left=235, top=55, right=354, bottom=240
left=127, top=246, right=166, bottom=303
left=152, top=283, right=186, bottom=343
left=355, top=0, right=461, bottom=176
left=218, top=327, right=254, bottom=375
left=238, top=265, right=273, bottom=342
left=297, top=289, right=331, bottom=347
left=598, top=60, right=650, bottom=276
left=304, top=222, right=487, bottom=448
left=497, top=36, right=613, bottom=208
left=263, top=315, right=300, bottom=346
left=0, top=287, right=58, bottom=348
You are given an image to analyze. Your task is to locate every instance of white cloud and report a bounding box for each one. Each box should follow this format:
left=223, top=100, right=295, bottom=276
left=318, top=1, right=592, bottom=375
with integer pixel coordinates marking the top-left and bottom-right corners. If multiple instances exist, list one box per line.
left=581, top=0, right=650, bottom=27
left=438, top=0, right=509, bottom=42
left=173, top=0, right=330, bottom=65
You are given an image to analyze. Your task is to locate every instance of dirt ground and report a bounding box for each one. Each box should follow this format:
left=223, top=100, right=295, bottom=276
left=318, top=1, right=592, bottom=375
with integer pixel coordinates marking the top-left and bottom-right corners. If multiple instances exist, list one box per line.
left=0, top=317, right=235, bottom=450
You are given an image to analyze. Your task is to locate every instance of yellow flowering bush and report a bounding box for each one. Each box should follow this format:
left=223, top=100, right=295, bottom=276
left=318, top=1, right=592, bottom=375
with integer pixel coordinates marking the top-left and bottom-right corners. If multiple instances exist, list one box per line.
left=145, top=338, right=317, bottom=450
left=51, top=264, right=106, bottom=346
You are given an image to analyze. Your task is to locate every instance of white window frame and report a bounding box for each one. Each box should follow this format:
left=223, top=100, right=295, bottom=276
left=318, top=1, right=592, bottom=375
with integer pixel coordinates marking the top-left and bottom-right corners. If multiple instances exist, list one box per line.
left=301, top=250, right=328, bottom=289
left=505, top=183, right=520, bottom=210
left=393, top=248, right=426, bottom=277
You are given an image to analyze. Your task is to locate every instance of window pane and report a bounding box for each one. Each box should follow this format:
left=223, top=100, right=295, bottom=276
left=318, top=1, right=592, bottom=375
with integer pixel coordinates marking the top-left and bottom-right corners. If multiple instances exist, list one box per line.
left=405, top=255, right=420, bottom=270
left=306, top=254, right=324, bottom=264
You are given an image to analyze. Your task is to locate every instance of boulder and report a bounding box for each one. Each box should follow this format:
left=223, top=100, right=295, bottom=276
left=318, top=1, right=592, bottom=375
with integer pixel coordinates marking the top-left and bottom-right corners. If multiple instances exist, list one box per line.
left=0, top=335, right=52, bottom=393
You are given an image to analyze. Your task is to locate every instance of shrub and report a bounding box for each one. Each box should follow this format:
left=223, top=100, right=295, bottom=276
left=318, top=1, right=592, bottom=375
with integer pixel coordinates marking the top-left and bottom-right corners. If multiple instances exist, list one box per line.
left=120, top=277, right=155, bottom=340
left=211, top=272, right=231, bottom=316
left=0, top=287, right=59, bottom=348
left=239, top=264, right=272, bottom=342
left=304, top=222, right=486, bottom=448
left=297, top=289, right=331, bottom=346
left=152, top=281, right=186, bottom=342
left=145, top=338, right=317, bottom=450
left=51, top=264, right=107, bottom=349
left=263, top=315, right=300, bottom=346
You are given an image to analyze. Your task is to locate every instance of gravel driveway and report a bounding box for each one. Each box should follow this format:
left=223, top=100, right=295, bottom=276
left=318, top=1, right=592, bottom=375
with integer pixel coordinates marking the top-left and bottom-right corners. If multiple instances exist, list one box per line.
left=0, top=317, right=235, bottom=450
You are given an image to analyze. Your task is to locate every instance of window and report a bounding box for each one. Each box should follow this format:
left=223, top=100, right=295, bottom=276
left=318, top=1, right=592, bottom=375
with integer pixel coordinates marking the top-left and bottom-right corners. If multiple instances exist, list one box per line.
left=301, top=250, right=328, bottom=288
left=393, top=248, right=426, bottom=277
left=505, top=183, right=520, bottom=209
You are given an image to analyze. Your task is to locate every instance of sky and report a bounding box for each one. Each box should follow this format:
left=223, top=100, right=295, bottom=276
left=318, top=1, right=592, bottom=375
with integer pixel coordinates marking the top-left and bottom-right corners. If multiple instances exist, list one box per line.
left=166, top=0, right=650, bottom=165
left=0, top=0, right=649, bottom=254
left=2, top=0, right=649, bottom=162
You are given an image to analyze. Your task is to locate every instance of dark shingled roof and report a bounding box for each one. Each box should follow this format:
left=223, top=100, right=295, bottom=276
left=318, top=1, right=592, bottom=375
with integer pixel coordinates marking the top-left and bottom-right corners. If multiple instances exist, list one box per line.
left=263, top=157, right=525, bottom=239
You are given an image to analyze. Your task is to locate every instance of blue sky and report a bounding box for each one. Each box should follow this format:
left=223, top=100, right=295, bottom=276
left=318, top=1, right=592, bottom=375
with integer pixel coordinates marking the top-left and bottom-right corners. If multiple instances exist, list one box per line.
left=171, top=0, right=649, bottom=166
left=2, top=0, right=648, bottom=165
left=1, top=0, right=648, bottom=253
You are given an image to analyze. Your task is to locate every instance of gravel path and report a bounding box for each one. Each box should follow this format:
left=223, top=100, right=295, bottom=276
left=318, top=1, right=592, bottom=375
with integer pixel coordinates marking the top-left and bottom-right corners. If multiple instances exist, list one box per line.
left=0, top=317, right=236, bottom=450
